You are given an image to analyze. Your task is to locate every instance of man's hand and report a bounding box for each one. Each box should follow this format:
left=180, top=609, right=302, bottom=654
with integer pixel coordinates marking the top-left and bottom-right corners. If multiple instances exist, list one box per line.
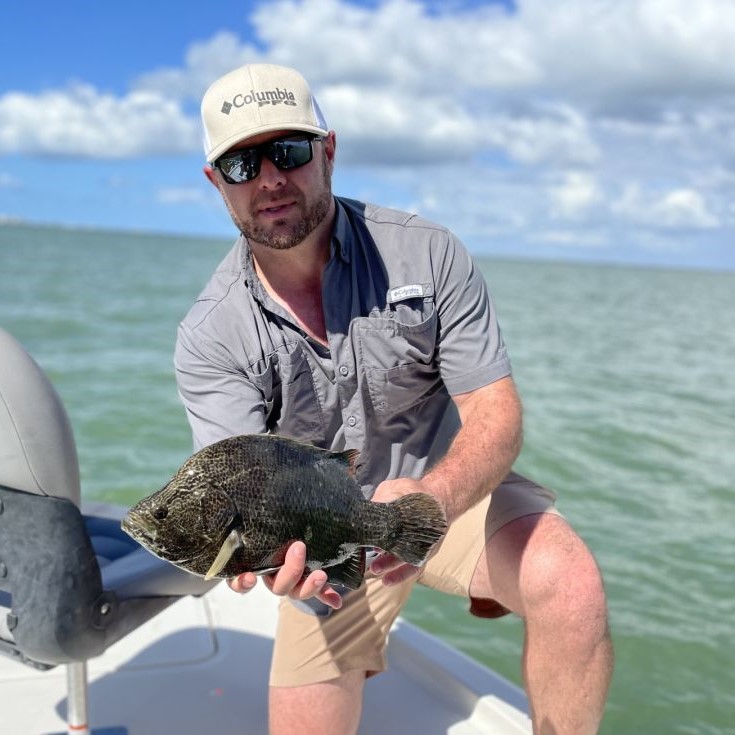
left=227, top=541, right=343, bottom=609
left=369, top=477, right=446, bottom=587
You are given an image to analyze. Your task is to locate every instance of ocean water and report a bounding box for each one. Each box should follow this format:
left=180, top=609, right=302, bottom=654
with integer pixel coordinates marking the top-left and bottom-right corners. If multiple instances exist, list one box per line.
left=1, top=223, right=733, bottom=734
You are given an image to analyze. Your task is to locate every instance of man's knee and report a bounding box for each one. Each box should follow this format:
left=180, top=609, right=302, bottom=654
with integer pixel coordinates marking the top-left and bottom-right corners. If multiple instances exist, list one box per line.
left=479, top=513, right=607, bottom=623
left=519, top=515, right=608, bottom=631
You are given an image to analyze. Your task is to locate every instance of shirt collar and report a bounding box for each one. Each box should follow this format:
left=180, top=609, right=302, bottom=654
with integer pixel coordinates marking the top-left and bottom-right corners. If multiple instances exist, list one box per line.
left=238, top=236, right=267, bottom=300
left=331, top=196, right=352, bottom=264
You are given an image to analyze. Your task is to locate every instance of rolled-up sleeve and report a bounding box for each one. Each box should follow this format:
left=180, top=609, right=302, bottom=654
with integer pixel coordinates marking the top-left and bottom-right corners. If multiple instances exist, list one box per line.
left=175, top=323, right=266, bottom=451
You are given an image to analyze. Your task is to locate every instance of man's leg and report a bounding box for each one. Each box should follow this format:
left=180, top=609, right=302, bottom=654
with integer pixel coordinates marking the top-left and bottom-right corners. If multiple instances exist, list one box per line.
left=270, top=670, right=365, bottom=735
left=268, top=577, right=415, bottom=735
left=471, top=512, right=613, bottom=734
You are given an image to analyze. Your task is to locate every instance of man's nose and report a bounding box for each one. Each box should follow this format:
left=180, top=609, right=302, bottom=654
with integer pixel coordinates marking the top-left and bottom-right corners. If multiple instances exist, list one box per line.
left=257, top=157, right=287, bottom=189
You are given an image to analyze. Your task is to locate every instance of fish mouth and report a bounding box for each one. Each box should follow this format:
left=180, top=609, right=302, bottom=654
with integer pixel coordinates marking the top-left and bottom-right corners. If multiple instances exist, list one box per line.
left=121, top=510, right=222, bottom=567
left=121, top=510, right=159, bottom=546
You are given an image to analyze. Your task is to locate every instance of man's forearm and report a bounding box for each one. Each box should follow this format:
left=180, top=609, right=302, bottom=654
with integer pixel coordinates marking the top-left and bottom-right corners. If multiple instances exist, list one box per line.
left=421, top=376, right=523, bottom=524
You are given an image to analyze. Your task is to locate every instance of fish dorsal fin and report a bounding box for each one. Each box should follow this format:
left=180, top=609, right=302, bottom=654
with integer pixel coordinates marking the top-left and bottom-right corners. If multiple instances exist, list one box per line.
left=204, top=528, right=242, bottom=580
left=338, top=449, right=360, bottom=479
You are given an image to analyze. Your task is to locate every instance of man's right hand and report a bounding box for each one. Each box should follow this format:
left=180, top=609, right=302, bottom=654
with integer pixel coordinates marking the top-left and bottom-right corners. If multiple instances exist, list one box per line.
left=226, top=541, right=343, bottom=610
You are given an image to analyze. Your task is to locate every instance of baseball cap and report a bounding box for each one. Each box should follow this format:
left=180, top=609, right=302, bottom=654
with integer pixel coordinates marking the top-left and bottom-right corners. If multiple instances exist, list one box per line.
left=201, top=63, right=329, bottom=163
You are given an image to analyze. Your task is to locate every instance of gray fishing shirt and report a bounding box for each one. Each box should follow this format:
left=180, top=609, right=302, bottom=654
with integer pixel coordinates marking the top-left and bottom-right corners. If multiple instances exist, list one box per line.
left=175, top=197, right=511, bottom=498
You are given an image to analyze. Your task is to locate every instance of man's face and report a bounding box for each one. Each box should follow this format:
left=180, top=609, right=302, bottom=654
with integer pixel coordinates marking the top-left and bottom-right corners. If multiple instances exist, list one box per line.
left=206, top=129, right=336, bottom=250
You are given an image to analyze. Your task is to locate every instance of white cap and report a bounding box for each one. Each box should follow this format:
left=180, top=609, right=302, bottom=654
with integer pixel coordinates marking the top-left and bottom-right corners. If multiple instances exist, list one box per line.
left=201, top=63, right=329, bottom=163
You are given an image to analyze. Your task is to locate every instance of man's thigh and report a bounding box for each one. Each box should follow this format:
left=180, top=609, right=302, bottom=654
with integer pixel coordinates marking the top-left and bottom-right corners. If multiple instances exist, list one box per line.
left=270, top=573, right=414, bottom=687
left=418, top=471, right=559, bottom=617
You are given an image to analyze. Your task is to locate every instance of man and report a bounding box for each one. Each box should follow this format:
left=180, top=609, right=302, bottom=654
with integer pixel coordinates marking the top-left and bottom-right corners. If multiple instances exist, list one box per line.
left=175, top=63, right=613, bottom=734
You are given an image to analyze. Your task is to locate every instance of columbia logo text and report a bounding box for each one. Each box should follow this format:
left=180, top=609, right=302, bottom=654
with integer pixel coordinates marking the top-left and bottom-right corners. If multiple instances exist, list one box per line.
left=221, top=87, right=297, bottom=115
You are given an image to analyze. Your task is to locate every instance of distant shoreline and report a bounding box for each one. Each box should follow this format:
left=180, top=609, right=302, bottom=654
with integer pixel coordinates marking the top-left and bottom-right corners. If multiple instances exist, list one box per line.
left=1, top=219, right=732, bottom=276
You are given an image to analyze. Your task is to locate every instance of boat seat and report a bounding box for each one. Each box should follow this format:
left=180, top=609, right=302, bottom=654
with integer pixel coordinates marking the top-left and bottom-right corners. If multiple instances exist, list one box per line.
left=0, top=327, right=217, bottom=671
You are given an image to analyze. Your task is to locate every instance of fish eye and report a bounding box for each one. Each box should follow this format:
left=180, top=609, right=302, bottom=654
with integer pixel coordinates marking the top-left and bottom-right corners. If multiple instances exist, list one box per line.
left=153, top=506, right=168, bottom=521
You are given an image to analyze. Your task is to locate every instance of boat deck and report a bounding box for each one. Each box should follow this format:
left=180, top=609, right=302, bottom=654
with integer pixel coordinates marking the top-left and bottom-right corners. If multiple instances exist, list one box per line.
left=0, top=582, right=531, bottom=734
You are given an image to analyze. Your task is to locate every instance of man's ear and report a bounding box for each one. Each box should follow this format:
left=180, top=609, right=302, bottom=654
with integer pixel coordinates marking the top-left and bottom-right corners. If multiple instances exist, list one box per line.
left=203, top=165, right=219, bottom=187
left=323, top=131, right=337, bottom=174
left=325, top=131, right=336, bottom=163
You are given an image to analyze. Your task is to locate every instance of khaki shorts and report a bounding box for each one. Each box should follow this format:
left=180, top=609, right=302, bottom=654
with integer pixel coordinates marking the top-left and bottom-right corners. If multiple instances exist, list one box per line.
left=270, top=472, right=559, bottom=687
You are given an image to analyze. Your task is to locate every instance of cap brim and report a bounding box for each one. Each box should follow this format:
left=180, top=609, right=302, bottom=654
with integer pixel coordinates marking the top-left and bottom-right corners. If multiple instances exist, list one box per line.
left=206, top=123, right=329, bottom=163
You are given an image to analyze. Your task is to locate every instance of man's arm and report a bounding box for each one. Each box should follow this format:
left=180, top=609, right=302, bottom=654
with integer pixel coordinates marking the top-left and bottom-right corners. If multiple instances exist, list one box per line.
left=422, top=375, right=523, bottom=523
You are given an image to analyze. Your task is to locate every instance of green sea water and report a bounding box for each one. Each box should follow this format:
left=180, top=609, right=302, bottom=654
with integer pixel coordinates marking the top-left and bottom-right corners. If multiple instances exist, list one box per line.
left=1, top=223, right=733, bottom=734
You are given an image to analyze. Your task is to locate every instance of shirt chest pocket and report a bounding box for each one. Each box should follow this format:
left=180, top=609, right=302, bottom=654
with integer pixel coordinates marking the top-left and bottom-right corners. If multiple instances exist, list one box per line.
left=354, top=299, right=440, bottom=415
left=250, top=346, right=326, bottom=444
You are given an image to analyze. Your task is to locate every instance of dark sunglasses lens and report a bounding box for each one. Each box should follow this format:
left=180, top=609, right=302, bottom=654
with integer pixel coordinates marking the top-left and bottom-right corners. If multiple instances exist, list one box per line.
left=270, top=139, right=313, bottom=170
left=218, top=150, right=260, bottom=183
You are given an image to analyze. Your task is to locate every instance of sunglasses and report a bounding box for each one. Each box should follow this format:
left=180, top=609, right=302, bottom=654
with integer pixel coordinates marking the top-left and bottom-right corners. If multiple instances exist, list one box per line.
left=212, top=134, right=324, bottom=184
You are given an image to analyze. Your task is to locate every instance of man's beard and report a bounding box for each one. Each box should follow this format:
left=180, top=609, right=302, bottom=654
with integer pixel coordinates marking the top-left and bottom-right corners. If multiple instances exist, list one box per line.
left=228, top=165, right=332, bottom=251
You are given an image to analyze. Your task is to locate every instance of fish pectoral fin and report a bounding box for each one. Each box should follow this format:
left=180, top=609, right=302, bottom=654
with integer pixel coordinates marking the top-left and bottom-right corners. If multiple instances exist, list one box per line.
left=204, top=529, right=242, bottom=580
left=325, top=549, right=366, bottom=590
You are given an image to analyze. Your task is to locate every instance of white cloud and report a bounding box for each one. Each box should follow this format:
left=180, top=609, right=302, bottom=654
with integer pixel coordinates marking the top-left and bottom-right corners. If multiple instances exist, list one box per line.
left=613, top=184, right=720, bottom=230
left=318, top=84, right=481, bottom=164
left=253, top=0, right=539, bottom=91
left=483, top=105, right=600, bottom=167
left=518, top=0, right=735, bottom=106
left=549, top=172, right=603, bottom=220
left=133, top=31, right=265, bottom=103
left=658, top=190, right=719, bottom=229
left=0, top=84, right=198, bottom=158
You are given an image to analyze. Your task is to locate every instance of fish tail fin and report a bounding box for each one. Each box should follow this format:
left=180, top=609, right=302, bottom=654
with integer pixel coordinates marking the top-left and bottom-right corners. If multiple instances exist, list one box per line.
left=383, top=493, right=447, bottom=566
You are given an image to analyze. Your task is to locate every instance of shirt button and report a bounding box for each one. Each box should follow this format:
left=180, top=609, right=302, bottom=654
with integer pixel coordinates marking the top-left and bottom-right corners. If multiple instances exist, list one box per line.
left=347, top=416, right=357, bottom=427
left=339, top=365, right=349, bottom=377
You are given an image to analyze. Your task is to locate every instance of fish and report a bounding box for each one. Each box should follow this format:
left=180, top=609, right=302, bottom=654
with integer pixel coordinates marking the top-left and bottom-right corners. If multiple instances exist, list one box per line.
left=121, top=434, right=447, bottom=590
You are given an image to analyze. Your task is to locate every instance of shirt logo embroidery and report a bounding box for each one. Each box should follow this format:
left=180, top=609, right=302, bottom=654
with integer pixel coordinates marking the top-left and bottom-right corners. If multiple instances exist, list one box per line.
left=388, top=284, right=425, bottom=303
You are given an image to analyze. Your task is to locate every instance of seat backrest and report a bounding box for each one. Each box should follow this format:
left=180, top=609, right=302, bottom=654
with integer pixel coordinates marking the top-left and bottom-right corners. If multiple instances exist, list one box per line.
left=0, top=328, right=80, bottom=503
left=0, top=327, right=217, bottom=669
left=0, top=327, right=107, bottom=666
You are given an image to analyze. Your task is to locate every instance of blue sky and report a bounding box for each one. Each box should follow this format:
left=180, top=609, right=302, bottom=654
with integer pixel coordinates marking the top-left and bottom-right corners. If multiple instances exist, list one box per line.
left=2, top=0, right=734, bottom=270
